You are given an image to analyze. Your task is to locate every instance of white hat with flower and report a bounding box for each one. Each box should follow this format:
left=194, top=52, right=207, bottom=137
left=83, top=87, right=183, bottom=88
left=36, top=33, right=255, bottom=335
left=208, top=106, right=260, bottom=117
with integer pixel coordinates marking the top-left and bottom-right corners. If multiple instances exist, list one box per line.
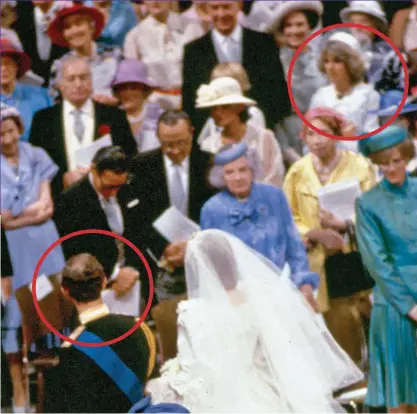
left=195, top=77, right=257, bottom=109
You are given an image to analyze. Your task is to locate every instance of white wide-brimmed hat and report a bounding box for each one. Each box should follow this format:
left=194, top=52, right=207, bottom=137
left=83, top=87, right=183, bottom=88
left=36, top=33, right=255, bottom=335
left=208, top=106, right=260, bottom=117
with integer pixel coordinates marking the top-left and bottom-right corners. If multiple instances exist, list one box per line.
left=340, top=1, right=387, bottom=28
left=267, top=1, right=323, bottom=34
left=328, top=32, right=362, bottom=54
left=195, top=77, right=257, bottom=109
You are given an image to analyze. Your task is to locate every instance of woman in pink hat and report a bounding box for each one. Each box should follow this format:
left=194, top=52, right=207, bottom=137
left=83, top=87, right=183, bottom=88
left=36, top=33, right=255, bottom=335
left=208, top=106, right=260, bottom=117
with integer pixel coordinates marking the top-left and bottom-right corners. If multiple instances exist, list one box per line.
left=283, top=106, right=376, bottom=365
left=111, top=59, right=164, bottom=153
left=47, top=3, right=122, bottom=104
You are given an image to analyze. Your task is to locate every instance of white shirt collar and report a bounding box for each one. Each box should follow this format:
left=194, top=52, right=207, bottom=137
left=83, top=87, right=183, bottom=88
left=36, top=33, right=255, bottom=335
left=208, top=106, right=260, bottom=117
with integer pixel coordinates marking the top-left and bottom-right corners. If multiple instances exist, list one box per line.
left=212, top=24, right=243, bottom=45
left=163, top=154, right=190, bottom=170
left=63, top=98, right=94, bottom=117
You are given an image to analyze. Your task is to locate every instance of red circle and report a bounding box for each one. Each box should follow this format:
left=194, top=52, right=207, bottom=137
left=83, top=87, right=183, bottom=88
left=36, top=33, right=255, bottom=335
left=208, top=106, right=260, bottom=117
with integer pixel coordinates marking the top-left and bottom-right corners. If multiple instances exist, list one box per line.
left=287, top=22, right=409, bottom=141
left=32, top=229, right=154, bottom=347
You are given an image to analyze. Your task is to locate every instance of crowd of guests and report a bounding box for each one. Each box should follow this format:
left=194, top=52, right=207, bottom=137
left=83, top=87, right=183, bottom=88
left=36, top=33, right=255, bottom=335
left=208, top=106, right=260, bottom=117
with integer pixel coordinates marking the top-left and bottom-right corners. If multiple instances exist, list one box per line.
left=1, top=1, right=417, bottom=413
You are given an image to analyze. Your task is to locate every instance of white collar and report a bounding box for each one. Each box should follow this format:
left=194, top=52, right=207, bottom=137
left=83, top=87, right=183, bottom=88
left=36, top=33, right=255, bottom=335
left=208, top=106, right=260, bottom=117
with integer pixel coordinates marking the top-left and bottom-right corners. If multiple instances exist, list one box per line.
left=63, top=99, right=94, bottom=117
left=212, top=24, right=242, bottom=45
left=163, top=154, right=190, bottom=170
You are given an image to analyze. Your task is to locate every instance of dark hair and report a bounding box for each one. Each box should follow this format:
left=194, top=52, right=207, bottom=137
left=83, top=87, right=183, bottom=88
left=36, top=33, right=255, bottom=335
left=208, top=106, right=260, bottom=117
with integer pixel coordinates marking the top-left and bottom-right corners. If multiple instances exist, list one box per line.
left=281, top=9, right=319, bottom=32
left=92, top=146, right=130, bottom=174
left=157, top=109, right=192, bottom=136
left=61, top=254, right=105, bottom=303
left=238, top=107, right=250, bottom=123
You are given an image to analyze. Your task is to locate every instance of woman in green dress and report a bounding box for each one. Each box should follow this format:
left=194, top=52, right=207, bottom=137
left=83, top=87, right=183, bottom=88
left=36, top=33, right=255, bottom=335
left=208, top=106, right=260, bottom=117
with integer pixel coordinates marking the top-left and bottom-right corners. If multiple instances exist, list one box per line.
left=356, top=125, right=417, bottom=413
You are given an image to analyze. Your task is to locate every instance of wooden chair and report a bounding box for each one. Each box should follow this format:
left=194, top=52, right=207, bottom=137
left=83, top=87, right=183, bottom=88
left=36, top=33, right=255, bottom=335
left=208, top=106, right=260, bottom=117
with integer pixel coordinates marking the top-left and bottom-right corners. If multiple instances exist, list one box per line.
left=150, top=295, right=187, bottom=363
left=15, top=274, right=76, bottom=413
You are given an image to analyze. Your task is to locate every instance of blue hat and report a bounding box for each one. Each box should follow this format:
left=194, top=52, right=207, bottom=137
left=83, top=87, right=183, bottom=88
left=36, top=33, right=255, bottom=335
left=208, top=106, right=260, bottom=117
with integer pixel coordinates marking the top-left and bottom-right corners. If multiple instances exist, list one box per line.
left=375, top=90, right=417, bottom=118
left=144, top=403, right=190, bottom=413
left=359, top=125, right=408, bottom=157
left=214, top=143, right=248, bottom=166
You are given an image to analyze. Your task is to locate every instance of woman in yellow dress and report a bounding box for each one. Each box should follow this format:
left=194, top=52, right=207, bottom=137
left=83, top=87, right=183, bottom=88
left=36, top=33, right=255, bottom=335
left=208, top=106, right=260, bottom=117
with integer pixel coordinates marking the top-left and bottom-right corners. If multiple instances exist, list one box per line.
left=283, top=106, right=376, bottom=364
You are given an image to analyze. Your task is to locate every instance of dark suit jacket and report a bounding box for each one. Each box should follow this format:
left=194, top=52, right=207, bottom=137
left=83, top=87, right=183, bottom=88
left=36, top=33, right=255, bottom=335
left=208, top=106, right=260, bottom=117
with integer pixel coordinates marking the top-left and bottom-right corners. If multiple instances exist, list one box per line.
left=45, top=313, right=155, bottom=413
left=182, top=28, right=292, bottom=135
left=14, top=2, right=68, bottom=86
left=54, top=176, right=148, bottom=292
left=133, top=148, right=216, bottom=274
left=29, top=101, right=138, bottom=201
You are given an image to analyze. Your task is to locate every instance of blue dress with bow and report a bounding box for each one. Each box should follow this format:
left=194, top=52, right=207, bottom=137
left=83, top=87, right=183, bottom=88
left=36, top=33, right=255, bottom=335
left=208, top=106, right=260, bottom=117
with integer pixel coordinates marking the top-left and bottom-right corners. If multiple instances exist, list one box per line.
left=1, top=142, right=66, bottom=353
left=200, top=182, right=319, bottom=289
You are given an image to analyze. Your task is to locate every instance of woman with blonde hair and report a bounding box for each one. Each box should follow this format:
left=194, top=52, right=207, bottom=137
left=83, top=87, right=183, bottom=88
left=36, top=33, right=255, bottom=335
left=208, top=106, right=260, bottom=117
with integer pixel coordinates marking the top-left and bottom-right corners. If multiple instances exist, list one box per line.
left=310, top=31, right=380, bottom=152
left=283, top=106, right=376, bottom=365
left=197, top=62, right=266, bottom=146
left=196, top=76, right=284, bottom=187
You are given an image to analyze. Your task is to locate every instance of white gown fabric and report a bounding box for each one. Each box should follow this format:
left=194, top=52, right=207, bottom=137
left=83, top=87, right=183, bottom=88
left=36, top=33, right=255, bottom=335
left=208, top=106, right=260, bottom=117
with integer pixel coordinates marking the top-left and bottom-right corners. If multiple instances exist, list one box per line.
left=146, top=230, right=364, bottom=413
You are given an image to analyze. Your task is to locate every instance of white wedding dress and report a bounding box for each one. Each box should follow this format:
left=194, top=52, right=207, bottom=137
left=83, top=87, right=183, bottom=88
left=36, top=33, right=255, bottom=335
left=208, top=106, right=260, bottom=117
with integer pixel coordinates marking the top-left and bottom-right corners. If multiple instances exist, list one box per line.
left=146, top=230, right=364, bottom=413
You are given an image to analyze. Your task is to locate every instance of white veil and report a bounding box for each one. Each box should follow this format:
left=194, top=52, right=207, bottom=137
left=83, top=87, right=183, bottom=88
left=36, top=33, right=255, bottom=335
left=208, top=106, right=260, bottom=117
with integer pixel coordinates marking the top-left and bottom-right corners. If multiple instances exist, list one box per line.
left=184, top=229, right=364, bottom=413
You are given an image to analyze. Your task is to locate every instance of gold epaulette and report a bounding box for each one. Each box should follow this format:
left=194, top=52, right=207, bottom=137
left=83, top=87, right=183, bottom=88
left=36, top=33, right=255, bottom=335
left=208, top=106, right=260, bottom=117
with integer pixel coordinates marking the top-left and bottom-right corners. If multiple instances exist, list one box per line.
left=137, top=320, right=157, bottom=378
left=61, top=326, right=86, bottom=348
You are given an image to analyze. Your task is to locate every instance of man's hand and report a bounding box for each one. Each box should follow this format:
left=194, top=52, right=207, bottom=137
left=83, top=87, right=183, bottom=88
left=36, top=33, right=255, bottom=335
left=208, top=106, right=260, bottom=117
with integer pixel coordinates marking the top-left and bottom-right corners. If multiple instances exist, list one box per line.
left=112, top=267, right=140, bottom=297
left=299, top=284, right=319, bottom=313
left=163, top=241, right=188, bottom=269
left=63, top=168, right=90, bottom=189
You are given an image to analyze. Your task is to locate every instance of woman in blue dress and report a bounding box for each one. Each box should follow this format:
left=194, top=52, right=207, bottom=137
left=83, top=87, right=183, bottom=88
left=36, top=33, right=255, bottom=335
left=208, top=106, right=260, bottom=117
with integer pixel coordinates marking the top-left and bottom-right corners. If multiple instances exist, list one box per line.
left=200, top=142, right=319, bottom=311
left=1, top=104, right=66, bottom=413
left=0, top=39, right=52, bottom=141
left=356, top=125, right=417, bottom=413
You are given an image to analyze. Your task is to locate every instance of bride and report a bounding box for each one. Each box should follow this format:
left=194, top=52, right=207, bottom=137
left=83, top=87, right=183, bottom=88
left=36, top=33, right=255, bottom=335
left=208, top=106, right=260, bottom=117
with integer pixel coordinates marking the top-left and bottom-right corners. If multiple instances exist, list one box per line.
left=146, top=230, right=364, bottom=412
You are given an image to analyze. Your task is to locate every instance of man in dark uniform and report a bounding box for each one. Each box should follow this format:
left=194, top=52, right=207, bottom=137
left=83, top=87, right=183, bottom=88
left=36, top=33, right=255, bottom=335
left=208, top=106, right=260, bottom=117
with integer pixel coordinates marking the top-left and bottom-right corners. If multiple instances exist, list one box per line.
left=45, top=253, right=156, bottom=413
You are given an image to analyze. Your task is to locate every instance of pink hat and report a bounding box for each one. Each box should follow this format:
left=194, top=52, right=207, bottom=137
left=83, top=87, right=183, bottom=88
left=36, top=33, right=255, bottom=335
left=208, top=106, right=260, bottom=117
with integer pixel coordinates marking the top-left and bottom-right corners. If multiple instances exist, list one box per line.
left=0, top=38, right=31, bottom=78
left=299, top=107, right=348, bottom=139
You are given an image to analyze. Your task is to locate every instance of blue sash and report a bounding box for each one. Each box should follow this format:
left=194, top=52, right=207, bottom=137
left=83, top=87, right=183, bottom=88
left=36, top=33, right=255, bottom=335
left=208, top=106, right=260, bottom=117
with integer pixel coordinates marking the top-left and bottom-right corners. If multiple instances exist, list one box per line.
left=74, top=330, right=143, bottom=404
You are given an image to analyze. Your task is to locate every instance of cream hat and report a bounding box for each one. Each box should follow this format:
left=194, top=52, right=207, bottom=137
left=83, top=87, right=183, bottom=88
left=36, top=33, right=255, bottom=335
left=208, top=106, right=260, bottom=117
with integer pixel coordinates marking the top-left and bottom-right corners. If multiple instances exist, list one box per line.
left=267, top=1, right=323, bottom=33
left=195, top=77, right=257, bottom=109
left=328, top=32, right=362, bottom=54
left=340, top=1, right=387, bottom=28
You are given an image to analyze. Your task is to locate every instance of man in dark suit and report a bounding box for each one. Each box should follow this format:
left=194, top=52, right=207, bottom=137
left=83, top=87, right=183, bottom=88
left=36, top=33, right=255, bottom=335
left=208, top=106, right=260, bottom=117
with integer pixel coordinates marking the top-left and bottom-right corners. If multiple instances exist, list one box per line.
left=29, top=56, right=137, bottom=201
left=45, top=253, right=156, bottom=413
left=133, top=110, right=216, bottom=303
left=54, top=146, right=147, bottom=305
left=14, top=1, right=68, bottom=86
left=182, top=0, right=292, bottom=136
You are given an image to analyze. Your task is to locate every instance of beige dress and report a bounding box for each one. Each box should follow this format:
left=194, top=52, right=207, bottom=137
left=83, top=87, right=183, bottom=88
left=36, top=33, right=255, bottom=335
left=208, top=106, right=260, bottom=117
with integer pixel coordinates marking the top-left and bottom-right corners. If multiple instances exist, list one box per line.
left=200, top=123, right=285, bottom=188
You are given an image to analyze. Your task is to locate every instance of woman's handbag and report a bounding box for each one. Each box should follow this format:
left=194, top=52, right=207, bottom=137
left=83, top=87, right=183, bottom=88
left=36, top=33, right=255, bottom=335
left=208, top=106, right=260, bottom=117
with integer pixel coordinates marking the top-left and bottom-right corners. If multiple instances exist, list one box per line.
left=325, top=221, right=375, bottom=299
